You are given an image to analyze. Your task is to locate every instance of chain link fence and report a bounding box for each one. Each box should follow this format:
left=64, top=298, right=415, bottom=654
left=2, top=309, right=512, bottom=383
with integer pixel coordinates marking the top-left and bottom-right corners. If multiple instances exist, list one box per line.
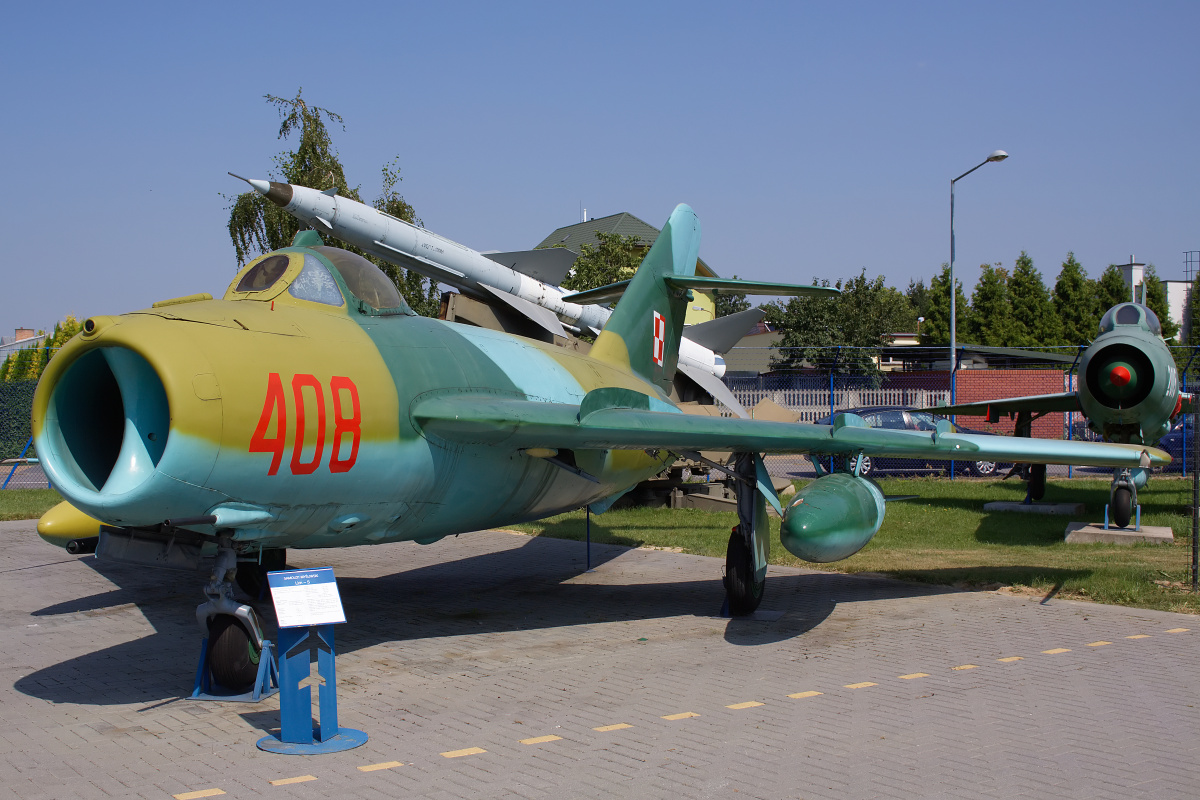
left=0, top=380, right=46, bottom=489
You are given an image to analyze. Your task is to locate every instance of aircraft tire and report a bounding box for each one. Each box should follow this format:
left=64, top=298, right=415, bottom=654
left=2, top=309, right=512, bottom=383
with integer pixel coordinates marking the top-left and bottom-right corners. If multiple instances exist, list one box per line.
left=724, top=527, right=764, bottom=616
left=208, top=615, right=260, bottom=692
left=1112, top=487, right=1133, bottom=528
left=1029, top=464, right=1047, bottom=501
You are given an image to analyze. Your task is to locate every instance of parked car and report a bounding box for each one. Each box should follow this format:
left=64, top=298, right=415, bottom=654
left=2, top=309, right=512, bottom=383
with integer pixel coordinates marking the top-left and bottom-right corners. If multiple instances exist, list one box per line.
left=810, top=405, right=1010, bottom=477
left=1155, top=418, right=1192, bottom=471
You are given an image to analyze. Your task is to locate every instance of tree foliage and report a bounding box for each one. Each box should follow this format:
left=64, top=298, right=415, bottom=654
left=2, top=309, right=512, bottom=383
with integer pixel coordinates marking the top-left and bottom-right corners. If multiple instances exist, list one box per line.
left=0, top=316, right=83, bottom=383
left=227, top=89, right=439, bottom=316
left=1096, top=265, right=1130, bottom=311
left=919, top=265, right=969, bottom=347
left=967, top=263, right=1017, bottom=346
left=1051, top=252, right=1099, bottom=346
left=714, top=275, right=751, bottom=318
left=770, top=270, right=913, bottom=377
left=559, top=231, right=646, bottom=292
left=1007, top=251, right=1061, bottom=346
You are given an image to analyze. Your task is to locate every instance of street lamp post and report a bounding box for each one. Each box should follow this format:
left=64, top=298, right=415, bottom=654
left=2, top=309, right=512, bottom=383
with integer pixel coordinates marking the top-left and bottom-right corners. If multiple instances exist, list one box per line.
left=950, top=149, right=1008, bottom=396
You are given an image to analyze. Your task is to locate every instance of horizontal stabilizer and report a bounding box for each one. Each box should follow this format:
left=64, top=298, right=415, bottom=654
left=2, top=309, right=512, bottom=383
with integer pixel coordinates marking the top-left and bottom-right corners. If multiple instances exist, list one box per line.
left=478, top=284, right=568, bottom=340
left=682, top=307, right=767, bottom=354
left=924, top=392, right=1080, bottom=423
left=411, top=392, right=1169, bottom=469
left=562, top=276, right=840, bottom=305
left=484, top=248, right=578, bottom=286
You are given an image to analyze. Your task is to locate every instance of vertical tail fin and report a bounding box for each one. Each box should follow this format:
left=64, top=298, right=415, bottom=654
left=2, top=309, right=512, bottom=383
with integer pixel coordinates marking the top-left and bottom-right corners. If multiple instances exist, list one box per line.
left=589, top=204, right=701, bottom=393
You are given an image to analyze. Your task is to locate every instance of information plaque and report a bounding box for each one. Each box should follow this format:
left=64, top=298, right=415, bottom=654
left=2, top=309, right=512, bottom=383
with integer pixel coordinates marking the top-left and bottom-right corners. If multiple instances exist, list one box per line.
left=267, top=568, right=346, bottom=629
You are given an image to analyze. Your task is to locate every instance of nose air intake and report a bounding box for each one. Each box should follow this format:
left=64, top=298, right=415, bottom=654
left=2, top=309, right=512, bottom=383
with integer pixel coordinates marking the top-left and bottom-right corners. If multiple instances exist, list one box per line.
left=1085, top=343, right=1153, bottom=410
left=45, top=347, right=170, bottom=495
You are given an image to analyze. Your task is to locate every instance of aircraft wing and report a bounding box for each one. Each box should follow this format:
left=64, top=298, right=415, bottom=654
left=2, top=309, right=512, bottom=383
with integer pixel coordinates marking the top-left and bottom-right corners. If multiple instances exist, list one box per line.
left=412, top=391, right=1167, bottom=469
left=923, top=392, right=1081, bottom=423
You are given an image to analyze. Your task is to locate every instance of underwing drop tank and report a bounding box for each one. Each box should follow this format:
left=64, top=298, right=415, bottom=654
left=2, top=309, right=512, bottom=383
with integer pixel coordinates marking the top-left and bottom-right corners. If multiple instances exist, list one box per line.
left=779, top=473, right=886, bottom=563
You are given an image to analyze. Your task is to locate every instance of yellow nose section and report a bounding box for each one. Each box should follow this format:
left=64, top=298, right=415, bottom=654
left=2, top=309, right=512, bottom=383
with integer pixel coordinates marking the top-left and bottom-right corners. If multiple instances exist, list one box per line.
left=37, top=501, right=103, bottom=548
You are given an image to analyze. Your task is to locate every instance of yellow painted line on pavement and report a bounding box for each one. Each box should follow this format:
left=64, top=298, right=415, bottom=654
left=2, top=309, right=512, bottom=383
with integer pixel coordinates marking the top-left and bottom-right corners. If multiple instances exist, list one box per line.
left=1042, top=648, right=1071, bottom=654
left=520, top=735, right=562, bottom=745
left=898, top=673, right=929, bottom=680
left=1087, top=641, right=1112, bottom=647
left=1126, top=634, right=1150, bottom=639
left=951, top=665, right=978, bottom=671
left=662, top=712, right=700, bottom=720
left=358, top=761, right=403, bottom=772
left=268, top=776, right=316, bottom=786
left=594, top=723, right=633, bottom=732
left=174, top=791, right=225, bottom=800
left=1166, top=628, right=1189, bottom=633
left=845, top=682, right=877, bottom=689
left=998, top=657, right=1023, bottom=662
left=788, top=691, right=823, bottom=699
left=441, top=747, right=486, bottom=758
left=726, top=701, right=765, bottom=709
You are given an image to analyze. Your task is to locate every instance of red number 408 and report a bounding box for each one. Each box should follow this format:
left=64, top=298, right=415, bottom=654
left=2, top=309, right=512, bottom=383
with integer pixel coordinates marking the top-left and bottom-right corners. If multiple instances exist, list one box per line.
left=249, top=373, right=362, bottom=475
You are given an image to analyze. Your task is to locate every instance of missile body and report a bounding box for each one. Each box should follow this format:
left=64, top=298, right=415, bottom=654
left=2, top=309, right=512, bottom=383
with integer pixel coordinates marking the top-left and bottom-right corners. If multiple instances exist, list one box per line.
left=244, top=178, right=728, bottom=380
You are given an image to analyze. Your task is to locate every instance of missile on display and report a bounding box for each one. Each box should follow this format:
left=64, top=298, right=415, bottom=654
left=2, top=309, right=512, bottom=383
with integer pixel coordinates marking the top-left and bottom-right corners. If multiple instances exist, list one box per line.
left=232, top=175, right=837, bottom=417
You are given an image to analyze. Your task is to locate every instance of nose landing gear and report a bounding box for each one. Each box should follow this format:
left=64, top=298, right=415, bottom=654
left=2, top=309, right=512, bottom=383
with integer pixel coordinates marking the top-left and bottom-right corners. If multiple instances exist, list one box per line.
left=196, top=536, right=269, bottom=692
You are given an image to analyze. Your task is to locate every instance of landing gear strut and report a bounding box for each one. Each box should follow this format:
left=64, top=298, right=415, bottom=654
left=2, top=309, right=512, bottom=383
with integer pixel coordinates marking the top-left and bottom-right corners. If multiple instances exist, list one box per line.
left=197, top=535, right=267, bottom=692
left=723, top=453, right=768, bottom=615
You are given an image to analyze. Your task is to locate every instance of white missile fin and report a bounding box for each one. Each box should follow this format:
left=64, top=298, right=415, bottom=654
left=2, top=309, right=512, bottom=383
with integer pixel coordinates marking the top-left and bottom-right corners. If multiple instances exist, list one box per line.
left=676, top=361, right=749, bottom=419
left=321, top=186, right=338, bottom=196
left=478, top=284, right=569, bottom=340
left=483, top=248, right=578, bottom=286
left=312, top=216, right=334, bottom=234
left=682, top=307, right=768, bottom=354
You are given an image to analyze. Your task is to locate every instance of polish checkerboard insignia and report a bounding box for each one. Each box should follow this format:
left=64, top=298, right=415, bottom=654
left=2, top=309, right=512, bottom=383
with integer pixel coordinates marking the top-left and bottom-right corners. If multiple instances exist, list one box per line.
left=652, top=311, right=665, bottom=366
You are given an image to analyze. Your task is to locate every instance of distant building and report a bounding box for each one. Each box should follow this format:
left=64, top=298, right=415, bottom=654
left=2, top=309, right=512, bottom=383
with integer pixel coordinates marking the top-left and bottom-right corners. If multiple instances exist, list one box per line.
left=0, top=328, right=44, bottom=358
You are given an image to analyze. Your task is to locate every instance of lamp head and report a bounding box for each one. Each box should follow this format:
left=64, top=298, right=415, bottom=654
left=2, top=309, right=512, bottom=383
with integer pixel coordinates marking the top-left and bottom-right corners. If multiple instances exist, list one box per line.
left=987, top=150, right=1009, bottom=163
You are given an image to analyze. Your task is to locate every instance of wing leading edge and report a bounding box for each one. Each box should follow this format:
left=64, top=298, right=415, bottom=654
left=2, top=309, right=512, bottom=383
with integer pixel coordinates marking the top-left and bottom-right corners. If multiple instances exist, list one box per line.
left=412, top=391, right=1168, bottom=469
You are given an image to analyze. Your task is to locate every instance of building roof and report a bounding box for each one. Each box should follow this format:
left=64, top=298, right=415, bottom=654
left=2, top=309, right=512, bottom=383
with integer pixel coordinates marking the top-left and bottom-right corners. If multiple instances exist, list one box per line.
left=536, top=212, right=716, bottom=276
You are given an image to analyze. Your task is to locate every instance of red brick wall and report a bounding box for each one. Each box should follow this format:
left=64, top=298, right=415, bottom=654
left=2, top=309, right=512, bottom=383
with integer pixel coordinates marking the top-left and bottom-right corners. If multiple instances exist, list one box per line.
left=954, top=370, right=1071, bottom=438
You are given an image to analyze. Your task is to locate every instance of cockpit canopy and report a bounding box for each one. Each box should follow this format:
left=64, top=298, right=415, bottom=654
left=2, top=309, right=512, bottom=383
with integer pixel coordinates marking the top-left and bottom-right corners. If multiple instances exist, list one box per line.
left=1098, top=302, right=1161, bottom=337
left=225, top=244, right=414, bottom=315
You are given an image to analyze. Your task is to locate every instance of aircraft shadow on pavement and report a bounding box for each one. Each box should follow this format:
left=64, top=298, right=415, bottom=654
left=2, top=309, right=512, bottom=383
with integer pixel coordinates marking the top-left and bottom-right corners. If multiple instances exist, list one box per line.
left=15, top=535, right=951, bottom=705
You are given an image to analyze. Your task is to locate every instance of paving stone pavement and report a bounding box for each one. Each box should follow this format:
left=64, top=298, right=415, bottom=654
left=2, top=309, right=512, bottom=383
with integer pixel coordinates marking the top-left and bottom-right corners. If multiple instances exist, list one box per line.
left=1, top=518, right=1198, bottom=799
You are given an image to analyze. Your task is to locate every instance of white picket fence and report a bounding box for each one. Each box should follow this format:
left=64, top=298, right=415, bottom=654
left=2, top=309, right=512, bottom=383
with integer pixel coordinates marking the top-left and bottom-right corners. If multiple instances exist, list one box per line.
left=727, top=384, right=951, bottom=422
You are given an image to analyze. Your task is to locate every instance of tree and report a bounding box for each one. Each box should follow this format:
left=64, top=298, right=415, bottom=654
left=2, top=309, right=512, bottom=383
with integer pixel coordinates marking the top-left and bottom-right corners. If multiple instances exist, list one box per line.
left=227, top=89, right=439, bottom=316
left=1096, top=265, right=1129, bottom=311
left=0, top=316, right=83, bottom=383
left=1007, top=251, right=1061, bottom=346
left=771, top=270, right=913, bottom=376
left=1142, top=264, right=1179, bottom=342
left=713, top=275, right=751, bottom=318
left=906, top=279, right=931, bottom=323
left=1051, top=252, right=1100, bottom=346
left=919, top=264, right=968, bottom=347
left=967, top=263, right=1017, bottom=346
left=559, top=231, right=645, bottom=292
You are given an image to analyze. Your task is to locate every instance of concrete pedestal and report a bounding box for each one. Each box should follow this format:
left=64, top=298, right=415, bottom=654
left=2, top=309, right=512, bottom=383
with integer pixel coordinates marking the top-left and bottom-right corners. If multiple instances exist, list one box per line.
left=1064, top=522, right=1174, bottom=545
left=983, top=502, right=1086, bottom=516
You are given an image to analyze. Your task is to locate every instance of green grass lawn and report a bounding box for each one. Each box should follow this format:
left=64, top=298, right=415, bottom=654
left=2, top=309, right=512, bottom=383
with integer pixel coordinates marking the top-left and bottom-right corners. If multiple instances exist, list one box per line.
left=513, top=476, right=1200, bottom=615
left=0, top=488, right=61, bottom=521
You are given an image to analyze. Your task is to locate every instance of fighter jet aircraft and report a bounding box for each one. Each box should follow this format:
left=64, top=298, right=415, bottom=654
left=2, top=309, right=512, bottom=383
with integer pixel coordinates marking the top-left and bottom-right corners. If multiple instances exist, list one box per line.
left=33, top=205, right=1168, bottom=691
left=925, top=301, right=1189, bottom=527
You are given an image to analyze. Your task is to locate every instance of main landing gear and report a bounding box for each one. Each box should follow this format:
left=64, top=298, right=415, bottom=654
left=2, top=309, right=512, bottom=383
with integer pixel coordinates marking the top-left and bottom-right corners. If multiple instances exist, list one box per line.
left=723, top=453, right=769, bottom=616
left=197, top=536, right=269, bottom=692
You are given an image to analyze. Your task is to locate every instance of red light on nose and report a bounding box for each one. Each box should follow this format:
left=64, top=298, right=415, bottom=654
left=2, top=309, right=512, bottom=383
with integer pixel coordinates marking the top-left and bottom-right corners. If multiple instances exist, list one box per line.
left=1110, top=365, right=1131, bottom=386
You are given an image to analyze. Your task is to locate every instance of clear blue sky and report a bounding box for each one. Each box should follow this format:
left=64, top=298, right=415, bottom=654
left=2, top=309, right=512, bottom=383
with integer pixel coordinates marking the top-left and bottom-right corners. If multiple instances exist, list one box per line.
left=3, top=1, right=1197, bottom=332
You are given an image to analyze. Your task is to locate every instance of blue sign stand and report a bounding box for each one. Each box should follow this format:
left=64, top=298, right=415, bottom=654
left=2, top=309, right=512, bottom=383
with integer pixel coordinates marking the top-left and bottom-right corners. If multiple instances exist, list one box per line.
left=256, top=568, right=366, bottom=755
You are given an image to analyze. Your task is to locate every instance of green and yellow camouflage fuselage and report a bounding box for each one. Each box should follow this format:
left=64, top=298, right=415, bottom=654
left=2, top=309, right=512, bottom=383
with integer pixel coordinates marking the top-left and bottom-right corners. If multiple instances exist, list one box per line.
left=33, top=243, right=672, bottom=550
